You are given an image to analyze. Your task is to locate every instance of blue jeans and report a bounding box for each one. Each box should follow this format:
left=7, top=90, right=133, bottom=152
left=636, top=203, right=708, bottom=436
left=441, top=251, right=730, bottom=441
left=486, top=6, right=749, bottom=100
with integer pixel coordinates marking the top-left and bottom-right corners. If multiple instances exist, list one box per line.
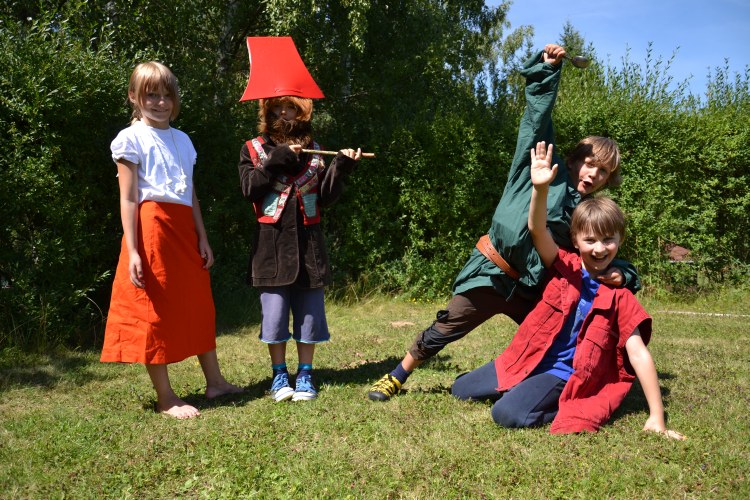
left=451, top=361, right=566, bottom=428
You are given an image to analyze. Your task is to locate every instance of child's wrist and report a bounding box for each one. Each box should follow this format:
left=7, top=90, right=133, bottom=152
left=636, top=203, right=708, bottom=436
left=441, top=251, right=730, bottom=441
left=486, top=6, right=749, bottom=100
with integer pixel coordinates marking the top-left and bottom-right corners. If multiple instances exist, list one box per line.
left=647, top=412, right=666, bottom=426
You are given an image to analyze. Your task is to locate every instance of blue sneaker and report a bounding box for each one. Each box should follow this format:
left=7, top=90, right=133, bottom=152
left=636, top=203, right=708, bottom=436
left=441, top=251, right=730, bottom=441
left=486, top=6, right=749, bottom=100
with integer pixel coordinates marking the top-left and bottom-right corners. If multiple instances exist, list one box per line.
left=270, top=372, right=294, bottom=402
left=292, top=374, right=317, bottom=401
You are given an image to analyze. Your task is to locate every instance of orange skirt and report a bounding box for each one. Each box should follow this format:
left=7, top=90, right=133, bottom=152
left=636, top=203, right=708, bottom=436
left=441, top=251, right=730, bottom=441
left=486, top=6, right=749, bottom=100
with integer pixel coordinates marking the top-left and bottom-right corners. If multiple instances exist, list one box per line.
left=101, top=201, right=216, bottom=364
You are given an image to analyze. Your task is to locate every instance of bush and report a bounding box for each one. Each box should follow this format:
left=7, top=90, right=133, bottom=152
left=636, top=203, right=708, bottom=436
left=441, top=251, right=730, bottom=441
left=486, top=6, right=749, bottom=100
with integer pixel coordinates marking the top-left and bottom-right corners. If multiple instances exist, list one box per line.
left=3, top=4, right=748, bottom=352
left=553, top=43, right=750, bottom=292
left=0, top=11, right=130, bottom=348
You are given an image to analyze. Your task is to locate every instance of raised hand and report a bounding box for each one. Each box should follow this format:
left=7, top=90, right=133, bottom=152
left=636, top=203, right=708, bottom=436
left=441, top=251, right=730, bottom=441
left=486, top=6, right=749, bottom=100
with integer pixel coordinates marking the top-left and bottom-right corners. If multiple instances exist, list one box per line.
left=529, top=141, right=558, bottom=188
left=543, top=44, right=567, bottom=65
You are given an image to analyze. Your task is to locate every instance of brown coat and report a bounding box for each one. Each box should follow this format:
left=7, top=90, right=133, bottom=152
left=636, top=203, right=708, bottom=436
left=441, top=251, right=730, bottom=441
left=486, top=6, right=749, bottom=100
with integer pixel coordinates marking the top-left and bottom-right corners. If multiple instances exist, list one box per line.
left=238, top=135, right=356, bottom=288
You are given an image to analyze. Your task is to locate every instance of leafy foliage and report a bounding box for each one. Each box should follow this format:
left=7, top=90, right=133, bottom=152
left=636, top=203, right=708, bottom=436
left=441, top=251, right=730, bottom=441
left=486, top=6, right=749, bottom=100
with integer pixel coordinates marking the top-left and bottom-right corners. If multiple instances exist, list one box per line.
left=0, top=6, right=129, bottom=349
left=553, top=32, right=750, bottom=290
left=1, top=2, right=748, bottom=350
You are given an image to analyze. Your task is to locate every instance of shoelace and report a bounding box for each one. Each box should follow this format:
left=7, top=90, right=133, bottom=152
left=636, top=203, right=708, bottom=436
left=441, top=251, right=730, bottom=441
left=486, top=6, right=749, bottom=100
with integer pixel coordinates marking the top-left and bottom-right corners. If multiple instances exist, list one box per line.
left=372, top=375, right=399, bottom=395
left=295, top=375, right=315, bottom=393
left=271, top=373, right=290, bottom=391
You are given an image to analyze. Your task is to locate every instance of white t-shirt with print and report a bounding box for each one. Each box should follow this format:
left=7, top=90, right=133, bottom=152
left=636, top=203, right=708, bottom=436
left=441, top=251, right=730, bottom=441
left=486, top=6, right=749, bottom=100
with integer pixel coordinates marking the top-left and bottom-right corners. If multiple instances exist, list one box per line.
left=110, top=120, right=197, bottom=207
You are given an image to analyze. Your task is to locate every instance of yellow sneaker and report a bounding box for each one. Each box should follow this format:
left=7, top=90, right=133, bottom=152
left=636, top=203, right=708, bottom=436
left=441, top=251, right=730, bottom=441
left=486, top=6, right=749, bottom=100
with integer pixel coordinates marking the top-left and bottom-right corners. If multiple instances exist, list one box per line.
left=367, top=374, right=402, bottom=401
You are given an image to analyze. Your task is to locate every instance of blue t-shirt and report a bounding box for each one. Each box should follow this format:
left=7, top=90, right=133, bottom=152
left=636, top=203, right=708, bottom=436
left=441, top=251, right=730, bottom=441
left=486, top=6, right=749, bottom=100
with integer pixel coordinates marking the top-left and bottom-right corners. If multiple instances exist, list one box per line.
left=531, top=269, right=600, bottom=381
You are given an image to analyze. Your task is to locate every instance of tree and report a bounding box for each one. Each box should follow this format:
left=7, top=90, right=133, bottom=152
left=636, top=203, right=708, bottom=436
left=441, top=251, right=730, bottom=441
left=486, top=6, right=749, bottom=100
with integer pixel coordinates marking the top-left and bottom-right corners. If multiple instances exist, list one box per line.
left=0, top=5, right=130, bottom=348
left=553, top=27, right=750, bottom=290
left=0, top=0, right=532, bottom=348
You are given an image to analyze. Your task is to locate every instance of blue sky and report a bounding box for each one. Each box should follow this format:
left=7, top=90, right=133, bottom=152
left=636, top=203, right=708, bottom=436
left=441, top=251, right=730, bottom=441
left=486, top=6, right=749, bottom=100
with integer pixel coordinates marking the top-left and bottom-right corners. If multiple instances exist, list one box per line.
left=487, top=0, right=749, bottom=96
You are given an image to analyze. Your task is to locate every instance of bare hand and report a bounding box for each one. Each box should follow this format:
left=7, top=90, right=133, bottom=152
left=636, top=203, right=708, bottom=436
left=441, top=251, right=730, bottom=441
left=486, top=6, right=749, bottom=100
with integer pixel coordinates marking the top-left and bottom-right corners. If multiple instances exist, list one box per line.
left=597, top=267, right=625, bottom=287
left=644, top=426, right=687, bottom=441
left=289, top=144, right=303, bottom=155
left=643, top=416, right=687, bottom=440
left=661, top=429, right=687, bottom=440
left=340, top=148, right=362, bottom=160
left=543, top=44, right=566, bottom=66
left=128, top=252, right=145, bottom=288
left=199, top=239, right=214, bottom=269
left=529, top=141, right=558, bottom=187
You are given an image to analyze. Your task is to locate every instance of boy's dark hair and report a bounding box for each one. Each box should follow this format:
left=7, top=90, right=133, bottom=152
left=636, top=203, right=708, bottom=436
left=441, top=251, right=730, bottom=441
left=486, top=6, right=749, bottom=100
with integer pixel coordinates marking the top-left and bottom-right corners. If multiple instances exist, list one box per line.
left=566, top=136, right=622, bottom=188
left=570, top=196, right=626, bottom=242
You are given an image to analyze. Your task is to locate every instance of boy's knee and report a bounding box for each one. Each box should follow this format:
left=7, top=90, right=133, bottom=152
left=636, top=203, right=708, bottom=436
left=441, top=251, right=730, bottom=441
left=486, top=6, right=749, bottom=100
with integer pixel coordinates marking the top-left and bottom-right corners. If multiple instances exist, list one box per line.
left=450, top=374, right=471, bottom=401
left=411, top=322, right=448, bottom=360
left=491, top=401, right=530, bottom=428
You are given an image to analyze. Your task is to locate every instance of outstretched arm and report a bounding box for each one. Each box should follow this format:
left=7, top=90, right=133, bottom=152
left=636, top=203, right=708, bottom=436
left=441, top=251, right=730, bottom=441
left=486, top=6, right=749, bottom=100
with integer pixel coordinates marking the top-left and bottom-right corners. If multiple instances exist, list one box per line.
left=528, top=141, right=559, bottom=268
left=625, top=329, right=686, bottom=440
left=504, top=44, right=565, bottom=191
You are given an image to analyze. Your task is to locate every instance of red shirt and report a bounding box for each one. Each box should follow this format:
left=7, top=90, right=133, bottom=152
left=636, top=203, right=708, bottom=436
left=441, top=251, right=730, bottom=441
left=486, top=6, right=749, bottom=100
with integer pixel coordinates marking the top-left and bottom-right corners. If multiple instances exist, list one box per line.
left=494, top=248, right=652, bottom=434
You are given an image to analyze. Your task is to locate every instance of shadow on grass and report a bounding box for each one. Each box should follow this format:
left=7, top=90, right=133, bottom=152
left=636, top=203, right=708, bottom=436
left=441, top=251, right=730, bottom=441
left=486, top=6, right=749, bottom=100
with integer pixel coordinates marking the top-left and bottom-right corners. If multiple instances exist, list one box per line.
left=160, top=355, right=460, bottom=410
left=196, top=355, right=461, bottom=410
left=163, top=356, right=409, bottom=409
left=610, top=371, right=676, bottom=422
left=213, top=285, right=262, bottom=335
left=137, top=376, right=280, bottom=413
left=316, top=354, right=463, bottom=386
left=0, top=349, right=106, bottom=393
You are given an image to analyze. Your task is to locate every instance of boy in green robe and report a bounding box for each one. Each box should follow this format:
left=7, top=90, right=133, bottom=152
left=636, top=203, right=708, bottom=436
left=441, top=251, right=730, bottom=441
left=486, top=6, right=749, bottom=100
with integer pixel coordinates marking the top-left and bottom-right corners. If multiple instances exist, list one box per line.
left=368, top=43, right=640, bottom=401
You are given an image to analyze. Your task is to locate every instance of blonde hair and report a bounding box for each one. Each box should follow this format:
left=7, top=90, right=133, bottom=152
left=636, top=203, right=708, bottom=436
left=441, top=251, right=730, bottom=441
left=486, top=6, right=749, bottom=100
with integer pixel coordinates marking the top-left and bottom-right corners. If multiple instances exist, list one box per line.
left=566, top=136, right=622, bottom=188
left=127, top=61, right=181, bottom=124
left=570, top=196, right=626, bottom=242
left=257, top=96, right=313, bottom=133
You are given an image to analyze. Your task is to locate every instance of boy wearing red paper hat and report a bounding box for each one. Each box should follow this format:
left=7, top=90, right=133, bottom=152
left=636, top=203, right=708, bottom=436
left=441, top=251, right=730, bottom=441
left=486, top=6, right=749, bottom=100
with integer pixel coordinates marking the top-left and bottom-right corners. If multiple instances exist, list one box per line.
left=238, top=37, right=362, bottom=402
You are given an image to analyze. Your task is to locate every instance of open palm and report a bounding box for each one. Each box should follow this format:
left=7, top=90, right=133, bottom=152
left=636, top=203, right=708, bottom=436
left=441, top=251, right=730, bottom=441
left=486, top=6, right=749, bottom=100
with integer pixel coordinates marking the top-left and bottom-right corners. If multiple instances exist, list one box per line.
left=530, top=141, right=558, bottom=187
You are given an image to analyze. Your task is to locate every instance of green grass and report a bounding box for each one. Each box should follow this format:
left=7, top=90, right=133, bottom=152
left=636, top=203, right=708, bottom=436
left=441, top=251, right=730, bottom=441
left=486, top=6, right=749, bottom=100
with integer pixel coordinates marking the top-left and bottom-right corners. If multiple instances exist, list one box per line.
left=1, top=291, right=749, bottom=498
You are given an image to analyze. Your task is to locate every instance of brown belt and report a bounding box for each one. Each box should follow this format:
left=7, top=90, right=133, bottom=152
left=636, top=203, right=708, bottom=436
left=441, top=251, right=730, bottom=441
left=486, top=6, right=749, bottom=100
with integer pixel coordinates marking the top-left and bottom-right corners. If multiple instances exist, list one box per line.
left=475, top=234, right=520, bottom=281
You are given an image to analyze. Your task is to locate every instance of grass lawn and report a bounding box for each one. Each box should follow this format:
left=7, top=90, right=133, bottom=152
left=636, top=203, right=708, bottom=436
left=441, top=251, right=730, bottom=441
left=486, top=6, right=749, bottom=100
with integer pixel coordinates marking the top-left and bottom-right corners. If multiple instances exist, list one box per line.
left=1, top=289, right=749, bottom=498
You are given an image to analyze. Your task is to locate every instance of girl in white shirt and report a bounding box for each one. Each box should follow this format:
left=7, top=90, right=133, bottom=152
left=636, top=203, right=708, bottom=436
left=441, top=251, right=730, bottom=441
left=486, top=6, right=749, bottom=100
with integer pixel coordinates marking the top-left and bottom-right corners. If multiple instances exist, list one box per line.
left=101, top=61, right=241, bottom=419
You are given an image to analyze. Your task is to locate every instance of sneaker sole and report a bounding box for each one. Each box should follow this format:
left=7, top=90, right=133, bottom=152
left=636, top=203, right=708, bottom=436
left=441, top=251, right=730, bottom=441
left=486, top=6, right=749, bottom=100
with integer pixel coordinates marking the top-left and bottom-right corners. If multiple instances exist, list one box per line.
left=272, top=387, right=295, bottom=402
left=292, top=391, right=317, bottom=401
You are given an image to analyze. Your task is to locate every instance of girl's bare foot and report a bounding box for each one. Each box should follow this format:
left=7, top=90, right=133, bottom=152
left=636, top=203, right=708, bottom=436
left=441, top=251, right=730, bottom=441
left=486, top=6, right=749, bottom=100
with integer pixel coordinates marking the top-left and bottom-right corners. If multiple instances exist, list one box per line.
left=157, top=395, right=201, bottom=419
left=205, top=380, right=244, bottom=400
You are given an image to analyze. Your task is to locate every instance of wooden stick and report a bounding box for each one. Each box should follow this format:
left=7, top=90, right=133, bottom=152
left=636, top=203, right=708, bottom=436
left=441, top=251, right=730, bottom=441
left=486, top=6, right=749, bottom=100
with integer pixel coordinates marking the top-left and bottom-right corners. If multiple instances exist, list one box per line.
left=302, top=149, right=376, bottom=158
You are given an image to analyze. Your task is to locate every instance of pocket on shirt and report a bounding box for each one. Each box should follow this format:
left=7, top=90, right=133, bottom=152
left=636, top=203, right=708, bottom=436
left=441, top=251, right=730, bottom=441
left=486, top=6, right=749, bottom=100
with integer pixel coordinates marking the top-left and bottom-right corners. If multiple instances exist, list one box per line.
left=252, top=224, right=278, bottom=279
left=584, top=324, right=618, bottom=350
left=578, top=324, right=618, bottom=377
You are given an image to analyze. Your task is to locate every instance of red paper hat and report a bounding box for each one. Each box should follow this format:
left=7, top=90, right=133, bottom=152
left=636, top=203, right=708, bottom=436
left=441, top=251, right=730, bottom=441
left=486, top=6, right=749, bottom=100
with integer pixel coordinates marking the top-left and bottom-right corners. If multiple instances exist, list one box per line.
left=239, top=36, right=324, bottom=101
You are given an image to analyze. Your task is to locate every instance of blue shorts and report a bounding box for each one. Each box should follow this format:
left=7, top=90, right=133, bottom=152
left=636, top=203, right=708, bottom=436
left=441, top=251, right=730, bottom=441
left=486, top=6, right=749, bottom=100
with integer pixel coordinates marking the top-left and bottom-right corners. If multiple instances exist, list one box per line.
left=258, top=286, right=330, bottom=344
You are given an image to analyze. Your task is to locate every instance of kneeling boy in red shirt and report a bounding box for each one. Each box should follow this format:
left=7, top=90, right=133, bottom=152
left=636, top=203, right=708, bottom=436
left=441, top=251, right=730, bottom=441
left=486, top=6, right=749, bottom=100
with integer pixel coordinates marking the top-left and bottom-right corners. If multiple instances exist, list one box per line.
left=451, top=142, right=685, bottom=438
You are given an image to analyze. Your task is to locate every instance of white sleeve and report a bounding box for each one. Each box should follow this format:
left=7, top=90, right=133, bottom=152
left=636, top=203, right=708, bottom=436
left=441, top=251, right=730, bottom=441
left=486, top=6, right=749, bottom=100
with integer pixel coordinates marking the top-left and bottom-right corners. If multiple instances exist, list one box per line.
left=110, top=128, right=140, bottom=165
